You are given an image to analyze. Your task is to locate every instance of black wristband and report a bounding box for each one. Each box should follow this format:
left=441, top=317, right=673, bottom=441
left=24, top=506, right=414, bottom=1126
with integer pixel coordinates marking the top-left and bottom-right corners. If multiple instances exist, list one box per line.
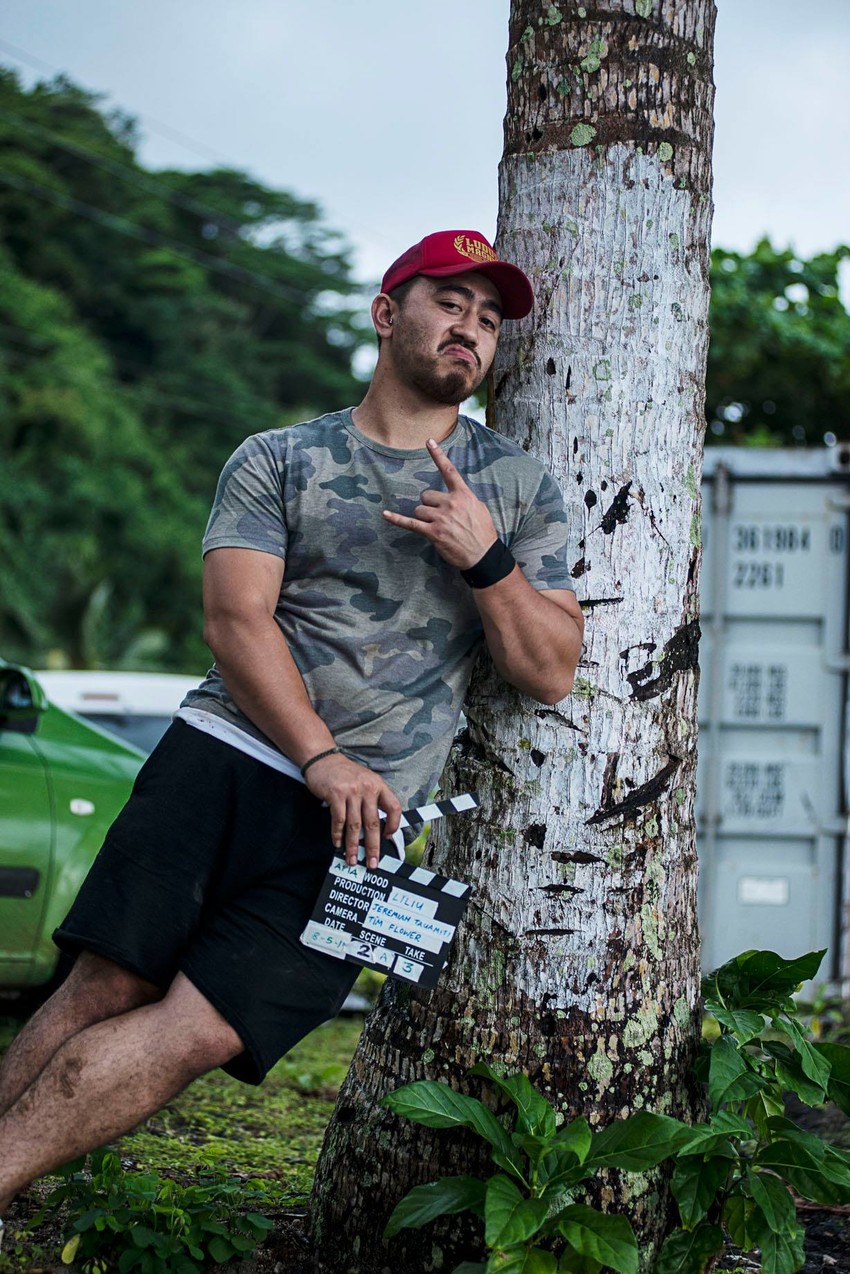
left=301, top=746, right=342, bottom=777
left=461, top=539, right=516, bottom=589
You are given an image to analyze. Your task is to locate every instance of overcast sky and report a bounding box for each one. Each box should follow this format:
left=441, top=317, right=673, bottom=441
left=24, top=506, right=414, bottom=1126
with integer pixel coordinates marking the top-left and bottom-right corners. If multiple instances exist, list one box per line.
left=2, top=0, right=848, bottom=287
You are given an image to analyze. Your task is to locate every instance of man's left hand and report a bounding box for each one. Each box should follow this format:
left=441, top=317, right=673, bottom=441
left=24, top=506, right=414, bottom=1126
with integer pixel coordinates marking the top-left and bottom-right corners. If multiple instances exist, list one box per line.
left=382, top=438, right=498, bottom=569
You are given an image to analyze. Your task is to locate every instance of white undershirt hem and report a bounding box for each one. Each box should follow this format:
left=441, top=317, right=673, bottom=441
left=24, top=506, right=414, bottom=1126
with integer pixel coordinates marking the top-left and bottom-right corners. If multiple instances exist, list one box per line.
left=175, top=707, right=304, bottom=783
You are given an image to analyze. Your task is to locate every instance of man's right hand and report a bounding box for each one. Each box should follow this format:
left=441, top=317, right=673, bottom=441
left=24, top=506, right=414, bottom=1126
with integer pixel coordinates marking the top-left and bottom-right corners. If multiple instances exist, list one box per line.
left=303, top=753, right=402, bottom=871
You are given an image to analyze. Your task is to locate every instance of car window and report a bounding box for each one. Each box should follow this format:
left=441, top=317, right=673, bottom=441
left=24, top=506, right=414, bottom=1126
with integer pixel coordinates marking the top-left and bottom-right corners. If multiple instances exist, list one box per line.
left=80, top=713, right=173, bottom=755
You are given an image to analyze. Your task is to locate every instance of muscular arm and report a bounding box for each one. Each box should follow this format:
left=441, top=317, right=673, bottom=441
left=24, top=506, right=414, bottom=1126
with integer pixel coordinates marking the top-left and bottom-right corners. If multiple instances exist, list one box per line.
left=203, top=547, right=401, bottom=868
left=382, top=438, right=584, bottom=704
left=473, top=577, right=584, bottom=704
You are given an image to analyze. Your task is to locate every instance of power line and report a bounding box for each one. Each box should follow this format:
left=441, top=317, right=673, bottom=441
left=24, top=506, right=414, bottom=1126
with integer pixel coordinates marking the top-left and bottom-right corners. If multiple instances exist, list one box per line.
left=0, top=167, right=356, bottom=308
left=0, top=104, right=246, bottom=233
left=0, top=38, right=231, bottom=167
left=0, top=37, right=389, bottom=269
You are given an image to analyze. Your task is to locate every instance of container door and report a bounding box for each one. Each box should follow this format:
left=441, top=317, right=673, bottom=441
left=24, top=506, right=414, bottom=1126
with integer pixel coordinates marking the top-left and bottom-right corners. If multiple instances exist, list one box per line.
left=0, top=728, right=53, bottom=971
left=697, top=474, right=848, bottom=977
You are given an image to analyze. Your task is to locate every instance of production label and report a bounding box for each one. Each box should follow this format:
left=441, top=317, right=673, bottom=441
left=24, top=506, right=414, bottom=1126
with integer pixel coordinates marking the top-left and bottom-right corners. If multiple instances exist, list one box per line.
left=301, top=856, right=471, bottom=988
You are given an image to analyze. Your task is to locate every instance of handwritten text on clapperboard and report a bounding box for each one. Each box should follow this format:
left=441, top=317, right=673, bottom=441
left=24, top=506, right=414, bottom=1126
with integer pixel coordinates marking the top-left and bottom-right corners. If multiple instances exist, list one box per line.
left=300, top=793, right=478, bottom=987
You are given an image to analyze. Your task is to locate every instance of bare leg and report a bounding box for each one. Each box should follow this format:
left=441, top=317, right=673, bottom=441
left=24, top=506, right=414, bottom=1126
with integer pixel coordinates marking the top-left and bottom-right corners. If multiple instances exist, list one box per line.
left=0, top=953, right=162, bottom=1117
left=0, top=973, right=243, bottom=1212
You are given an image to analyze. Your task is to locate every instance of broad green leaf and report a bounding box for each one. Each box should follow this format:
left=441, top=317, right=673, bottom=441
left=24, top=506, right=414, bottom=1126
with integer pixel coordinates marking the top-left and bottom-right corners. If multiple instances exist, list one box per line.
left=486, top=1244, right=557, bottom=1272
left=383, top=1081, right=526, bottom=1182
left=756, top=1137, right=850, bottom=1205
left=384, top=1176, right=487, bottom=1238
left=673, top=1125, right=737, bottom=1159
left=745, top=1168, right=796, bottom=1233
left=671, top=1155, right=732, bottom=1229
left=709, top=1110, right=754, bottom=1139
left=557, top=1205, right=638, bottom=1274
left=471, top=1062, right=557, bottom=1138
left=558, top=1252, right=603, bottom=1274
left=722, top=1193, right=754, bottom=1251
left=130, top=1226, right=158, bottom=1250
left=485, top=1175, right=549, bottom=1249
left=515, top=1132, right=558, bottom=1167
left=452, top=1265, right=487, bottom=1274
left=702, top=949, right=826, bottom=1012
left=708, top=1034, right=766, bottom=1110
left=746, top=1089, right=786, bottom=1141
left=538, top=1119, right=593, bottom=1190
left=207, top=1235, right=235, bottom=1263
left=780, top=1016, right=831, bottom=1099
left=763, top=1039, right=830, bottom=1107
left=487, top=1248, right=558, bottom=1273
left=554, top=1117, right=592, bottom=1163
left=61, top=1235, right=81, bottom=1266
left=538, top=1150, right=588, bottom=1195
left=652, top=1222, right=725, bottom=1274
left=703, top=1002, right=765, bottom=1044
left=824, top=1142, right=850, bottom=1182
left=765, top=1114, right=850, bottom=1183
left=657, top=1223, right=728, bottom=1274
left=244, top=1212, right=274, bottom=1230
left=752, top=1226, right=806, bottom=1274
left=584, top=1111, right=693, bottom=1171
left=814, top=1041, right=850, bottom=1116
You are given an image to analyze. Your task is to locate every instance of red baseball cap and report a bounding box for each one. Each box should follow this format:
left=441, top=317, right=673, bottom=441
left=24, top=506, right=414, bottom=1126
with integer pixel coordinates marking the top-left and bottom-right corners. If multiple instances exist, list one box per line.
left=381, top=230, right=534, bottom=320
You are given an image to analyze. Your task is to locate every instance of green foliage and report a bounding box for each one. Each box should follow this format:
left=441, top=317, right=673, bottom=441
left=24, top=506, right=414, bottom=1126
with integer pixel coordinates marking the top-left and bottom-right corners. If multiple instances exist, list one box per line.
left=383, top=950, right=850, bottom=1274
left=32, top=1149, right=273, bottom=1273
left=651, top=946, right=850, bottom=1273
left=0, top=66, right=367, bottom=669
left=382, top=1061, right=691, bottom=1272
left=706, top=239, right=850, bottom=446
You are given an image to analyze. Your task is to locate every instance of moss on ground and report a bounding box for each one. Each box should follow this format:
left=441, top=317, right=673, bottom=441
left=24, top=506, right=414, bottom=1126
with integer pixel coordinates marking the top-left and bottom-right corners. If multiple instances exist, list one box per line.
left=0, top=1010, right=365, bottom=1269
left=120, top=1015, right=364, bottom=1200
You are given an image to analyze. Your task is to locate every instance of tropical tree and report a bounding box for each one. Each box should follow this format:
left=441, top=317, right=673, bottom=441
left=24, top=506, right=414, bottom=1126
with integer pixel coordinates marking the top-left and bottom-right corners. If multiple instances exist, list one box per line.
left=311, top=1, right=716, bottom=1269
left=0, top=68, right=366, bottom=668
left=706, top=240, right=850, bottom=447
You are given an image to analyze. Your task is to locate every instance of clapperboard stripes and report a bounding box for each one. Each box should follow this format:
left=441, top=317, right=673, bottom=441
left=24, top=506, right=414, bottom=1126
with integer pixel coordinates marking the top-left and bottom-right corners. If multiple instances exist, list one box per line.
left=300, top=791, right=478, bottom=988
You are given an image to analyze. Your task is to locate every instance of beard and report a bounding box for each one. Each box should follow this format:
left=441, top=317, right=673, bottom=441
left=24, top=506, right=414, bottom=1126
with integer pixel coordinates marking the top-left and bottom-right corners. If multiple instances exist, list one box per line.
left=391, top=324, right=488, bottom=405
left=407, top=361, right=483, bottom=405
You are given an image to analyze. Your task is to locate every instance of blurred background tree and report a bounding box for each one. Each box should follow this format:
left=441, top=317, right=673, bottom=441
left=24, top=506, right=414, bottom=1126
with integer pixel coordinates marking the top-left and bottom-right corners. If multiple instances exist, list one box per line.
left=706, top=240, right=850, bottom=446
left=0, top=68, right=366, bottom=670
left=1, top=70, right=848, bottom=670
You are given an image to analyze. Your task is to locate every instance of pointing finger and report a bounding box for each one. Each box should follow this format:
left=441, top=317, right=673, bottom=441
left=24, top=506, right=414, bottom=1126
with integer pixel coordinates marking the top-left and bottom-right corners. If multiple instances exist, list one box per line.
left=382, top=510, right=432, bottom=535
left=426, top=438, right=466, bottom=491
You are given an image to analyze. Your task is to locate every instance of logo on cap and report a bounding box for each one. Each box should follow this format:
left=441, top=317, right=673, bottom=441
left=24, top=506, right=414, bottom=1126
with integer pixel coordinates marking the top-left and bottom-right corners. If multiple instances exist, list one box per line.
left=453, top=234, right=499, bottom=264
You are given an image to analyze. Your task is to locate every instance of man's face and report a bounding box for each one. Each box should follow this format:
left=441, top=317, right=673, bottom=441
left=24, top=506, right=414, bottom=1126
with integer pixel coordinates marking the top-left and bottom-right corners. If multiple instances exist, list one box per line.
left=388, top=272, right=503, bottom=405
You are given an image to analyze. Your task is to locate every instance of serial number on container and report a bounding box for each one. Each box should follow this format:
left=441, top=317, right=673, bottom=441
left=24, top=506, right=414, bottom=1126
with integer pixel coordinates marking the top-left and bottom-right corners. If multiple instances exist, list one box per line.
left=732, top=562, right=786, bottom=589
left=733, top=524, right=811, bottom=553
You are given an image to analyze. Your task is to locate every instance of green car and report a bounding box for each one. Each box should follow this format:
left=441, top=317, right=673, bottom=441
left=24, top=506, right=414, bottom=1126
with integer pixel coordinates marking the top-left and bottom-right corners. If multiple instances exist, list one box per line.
left=0, top=657, right=144, bottom=999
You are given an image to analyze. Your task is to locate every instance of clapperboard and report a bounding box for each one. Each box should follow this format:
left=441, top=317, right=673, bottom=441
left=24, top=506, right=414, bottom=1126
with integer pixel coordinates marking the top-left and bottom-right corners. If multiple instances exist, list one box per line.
left=300, top=793, right=478, bottom=988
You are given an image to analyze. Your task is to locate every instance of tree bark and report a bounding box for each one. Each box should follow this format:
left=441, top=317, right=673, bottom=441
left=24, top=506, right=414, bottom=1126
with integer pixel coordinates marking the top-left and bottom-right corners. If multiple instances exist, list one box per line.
left=311, top=3, right=716, bottom=1270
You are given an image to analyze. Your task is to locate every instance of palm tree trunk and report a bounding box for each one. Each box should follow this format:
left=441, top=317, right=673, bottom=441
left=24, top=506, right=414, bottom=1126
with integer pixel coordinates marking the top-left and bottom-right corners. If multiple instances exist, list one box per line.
left=311, top=3, right=716, bottom=1269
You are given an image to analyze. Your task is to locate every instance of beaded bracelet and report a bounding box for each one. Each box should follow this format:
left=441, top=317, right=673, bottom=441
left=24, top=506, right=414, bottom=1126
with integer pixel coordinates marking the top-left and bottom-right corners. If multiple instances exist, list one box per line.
left=301, top=746, right=342, bottom=777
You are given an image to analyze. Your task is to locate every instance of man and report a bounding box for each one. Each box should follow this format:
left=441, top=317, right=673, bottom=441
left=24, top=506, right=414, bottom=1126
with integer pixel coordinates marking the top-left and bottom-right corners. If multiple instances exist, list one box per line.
left=0, top=229, right=583, bottom=1223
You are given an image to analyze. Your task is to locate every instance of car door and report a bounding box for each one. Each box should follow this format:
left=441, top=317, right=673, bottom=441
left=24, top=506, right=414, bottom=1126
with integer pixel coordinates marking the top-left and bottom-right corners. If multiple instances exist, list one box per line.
left=0, top=722, right=53, bottom=970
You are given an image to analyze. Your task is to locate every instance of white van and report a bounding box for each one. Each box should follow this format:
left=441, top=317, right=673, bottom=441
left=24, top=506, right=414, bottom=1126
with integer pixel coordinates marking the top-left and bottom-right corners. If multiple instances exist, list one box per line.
left=35, top=671, right=202, bottom=754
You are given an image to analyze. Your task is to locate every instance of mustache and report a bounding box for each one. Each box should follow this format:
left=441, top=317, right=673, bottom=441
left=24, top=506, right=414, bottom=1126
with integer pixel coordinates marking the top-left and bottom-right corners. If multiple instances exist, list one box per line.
left=438, top=337, right=480, bottom=369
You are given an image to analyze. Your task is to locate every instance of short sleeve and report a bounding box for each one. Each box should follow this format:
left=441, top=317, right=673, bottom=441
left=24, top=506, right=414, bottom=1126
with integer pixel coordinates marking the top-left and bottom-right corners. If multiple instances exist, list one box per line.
left=202, top=434, right=287, bottom=560
left=510, top=470, right=575, bottom=593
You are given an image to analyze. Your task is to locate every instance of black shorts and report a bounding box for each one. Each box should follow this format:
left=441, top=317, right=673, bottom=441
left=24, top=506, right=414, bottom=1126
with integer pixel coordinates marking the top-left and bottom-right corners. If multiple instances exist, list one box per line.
left=53, top=720, right=360, bottom=1084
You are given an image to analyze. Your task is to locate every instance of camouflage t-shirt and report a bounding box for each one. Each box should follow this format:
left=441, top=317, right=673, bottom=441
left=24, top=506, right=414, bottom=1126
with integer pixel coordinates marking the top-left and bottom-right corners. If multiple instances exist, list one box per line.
left=182, top=408, right=575, bottom=806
